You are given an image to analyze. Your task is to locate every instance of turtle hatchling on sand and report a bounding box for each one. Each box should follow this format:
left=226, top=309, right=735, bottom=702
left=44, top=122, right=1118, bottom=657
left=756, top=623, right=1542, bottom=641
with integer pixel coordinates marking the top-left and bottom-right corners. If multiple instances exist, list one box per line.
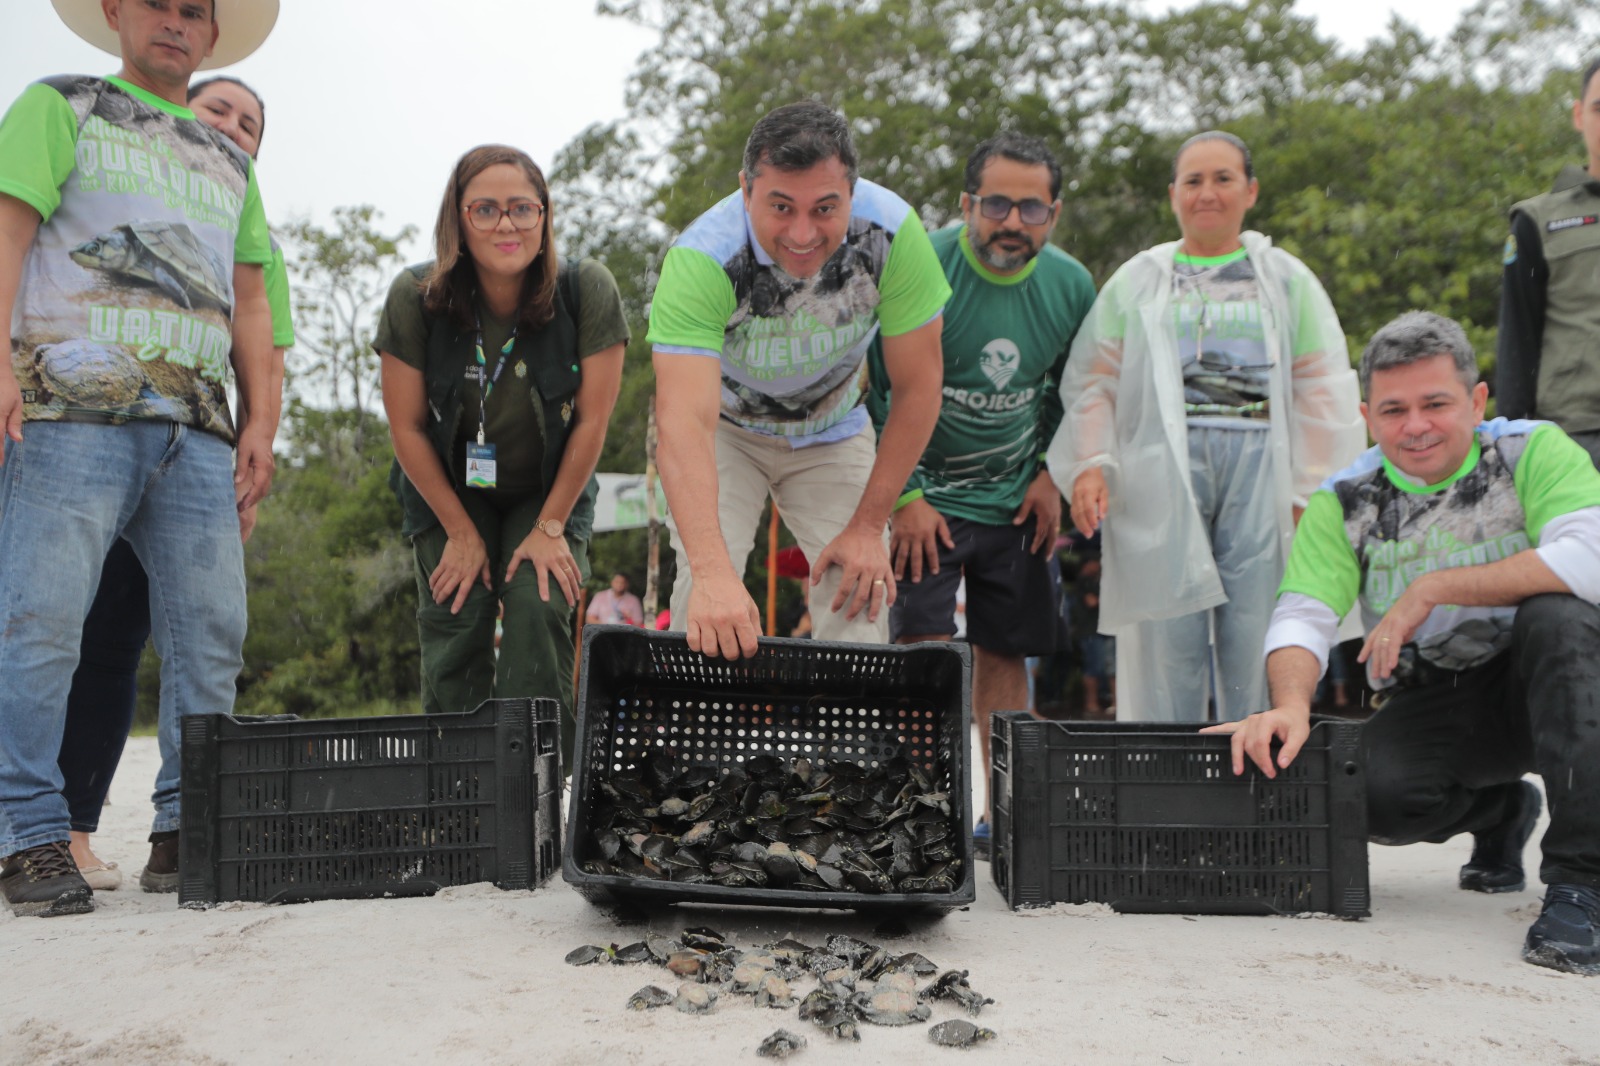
left=757, top=1029, right=808, bottom=1058
left=928, top=1019, right=997, bottom=1048
left=673, top=984, right=718, bottom=1014
left=33, top=341, right=159, bottom=413
left=626, top=985, right=673, bottom=1010
left=851, top=986, right=931, bottom=1026
left=70, top=220, right=232, bottom=311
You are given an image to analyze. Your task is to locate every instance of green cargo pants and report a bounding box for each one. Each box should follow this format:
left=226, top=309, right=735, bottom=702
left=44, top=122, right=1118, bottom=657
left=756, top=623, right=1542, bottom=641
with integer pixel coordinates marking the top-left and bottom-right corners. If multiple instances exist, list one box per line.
left=412, top=489, right=587, bottom=771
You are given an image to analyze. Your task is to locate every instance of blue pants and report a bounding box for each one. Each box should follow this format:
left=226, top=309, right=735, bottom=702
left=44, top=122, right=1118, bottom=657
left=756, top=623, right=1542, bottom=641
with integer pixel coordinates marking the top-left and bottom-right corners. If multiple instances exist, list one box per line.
left=0, top=421, right=245, bottom=854
left=1120, top=425, right=1278, bottom=723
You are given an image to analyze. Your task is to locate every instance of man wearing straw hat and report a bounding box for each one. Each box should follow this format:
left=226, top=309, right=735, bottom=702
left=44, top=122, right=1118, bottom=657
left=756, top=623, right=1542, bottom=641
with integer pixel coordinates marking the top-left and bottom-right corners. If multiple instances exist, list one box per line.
left=0, top=0, right=280, bottom=916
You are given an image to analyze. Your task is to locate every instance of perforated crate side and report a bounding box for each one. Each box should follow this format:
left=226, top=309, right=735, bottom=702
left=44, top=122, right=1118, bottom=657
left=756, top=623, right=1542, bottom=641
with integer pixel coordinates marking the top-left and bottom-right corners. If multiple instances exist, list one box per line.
left=180, top=700, right=543, bottom=906
left=565, top=627, right=974, bottom=911
left=990, top=715, right=1369, bottom=917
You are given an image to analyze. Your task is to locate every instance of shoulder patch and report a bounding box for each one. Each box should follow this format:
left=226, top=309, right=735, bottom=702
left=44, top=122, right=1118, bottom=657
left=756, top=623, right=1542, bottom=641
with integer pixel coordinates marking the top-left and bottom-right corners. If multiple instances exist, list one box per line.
left=1502, top=233, right=1517, bottom=265
left=1546, top=214, right=1598, bottom=233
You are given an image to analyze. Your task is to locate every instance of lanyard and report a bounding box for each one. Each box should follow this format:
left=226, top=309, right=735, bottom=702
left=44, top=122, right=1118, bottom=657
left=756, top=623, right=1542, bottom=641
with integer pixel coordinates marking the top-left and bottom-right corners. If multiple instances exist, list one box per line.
left=473, top=310, right=516, bottom=447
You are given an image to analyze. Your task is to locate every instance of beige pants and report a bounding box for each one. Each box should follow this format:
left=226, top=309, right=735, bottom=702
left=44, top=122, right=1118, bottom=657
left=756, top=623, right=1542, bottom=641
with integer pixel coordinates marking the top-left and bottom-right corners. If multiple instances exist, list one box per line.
left=668, top=420, right=890, bottom=643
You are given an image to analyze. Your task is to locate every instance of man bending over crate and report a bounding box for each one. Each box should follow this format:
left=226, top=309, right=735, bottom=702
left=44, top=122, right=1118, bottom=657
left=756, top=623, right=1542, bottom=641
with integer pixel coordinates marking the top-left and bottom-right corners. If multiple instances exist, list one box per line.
left=865, top=132, right=1096, bottom=857
left=647, top=101, right=949, bottom=658
left=1207, top=311, right=1600, bottom=975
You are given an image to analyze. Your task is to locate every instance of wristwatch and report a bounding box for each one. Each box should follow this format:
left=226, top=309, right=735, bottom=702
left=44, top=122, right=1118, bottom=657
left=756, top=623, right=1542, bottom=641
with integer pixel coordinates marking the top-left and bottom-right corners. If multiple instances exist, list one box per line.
left=536, top=517, right=565, bottom=539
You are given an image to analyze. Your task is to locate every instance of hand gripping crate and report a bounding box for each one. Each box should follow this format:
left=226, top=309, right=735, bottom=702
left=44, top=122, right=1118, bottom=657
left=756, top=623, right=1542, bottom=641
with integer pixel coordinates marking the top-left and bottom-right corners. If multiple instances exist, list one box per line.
left=563, top=625, right=975, bottom=912
left=990, top=714, right=1369, bottom=916
left=179, top=698, right=562, bottom=906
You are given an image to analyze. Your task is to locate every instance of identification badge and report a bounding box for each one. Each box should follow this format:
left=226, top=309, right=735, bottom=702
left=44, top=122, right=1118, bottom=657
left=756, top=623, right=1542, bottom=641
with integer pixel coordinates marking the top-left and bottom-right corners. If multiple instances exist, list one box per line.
left=465, top=442, right=497, bottom=489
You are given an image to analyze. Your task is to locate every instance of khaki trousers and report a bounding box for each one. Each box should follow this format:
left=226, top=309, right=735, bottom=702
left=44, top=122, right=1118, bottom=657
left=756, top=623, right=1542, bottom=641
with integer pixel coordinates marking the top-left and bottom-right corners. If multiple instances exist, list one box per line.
left=668, top=420, right=889, bottom=643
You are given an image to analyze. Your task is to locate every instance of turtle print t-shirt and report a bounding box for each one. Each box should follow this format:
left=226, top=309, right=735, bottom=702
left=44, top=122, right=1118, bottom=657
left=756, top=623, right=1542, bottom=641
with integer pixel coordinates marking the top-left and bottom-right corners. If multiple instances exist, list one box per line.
left=1171, top=248, right=1270, bottom=420
left=0, top=75, right=272, bottom=443
left=647, top=179, right=950, bottom=444
left=1279, top=419, right=1600, bottom=686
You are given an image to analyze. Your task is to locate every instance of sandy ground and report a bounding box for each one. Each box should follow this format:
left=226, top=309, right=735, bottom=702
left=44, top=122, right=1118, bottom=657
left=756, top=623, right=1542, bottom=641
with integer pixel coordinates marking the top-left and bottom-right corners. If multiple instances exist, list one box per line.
left=3, top=734, right=1598, bottom=1066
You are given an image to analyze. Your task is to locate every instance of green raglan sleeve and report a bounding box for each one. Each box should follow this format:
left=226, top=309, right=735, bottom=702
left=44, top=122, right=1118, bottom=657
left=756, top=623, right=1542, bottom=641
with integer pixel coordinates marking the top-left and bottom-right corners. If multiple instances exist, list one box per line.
left=876, top=209, right=952, bottom=337
left=1278, top=489, right=1362, bottom=617
left=1515, top=424, right=1600, bottom=540
left=264, top=240, right=295, bottom=348
left=0, top=83, right=79, bottom=221
left=646, top=246, right=738, bottom=354
left=233, top=162, right=272, bottom=265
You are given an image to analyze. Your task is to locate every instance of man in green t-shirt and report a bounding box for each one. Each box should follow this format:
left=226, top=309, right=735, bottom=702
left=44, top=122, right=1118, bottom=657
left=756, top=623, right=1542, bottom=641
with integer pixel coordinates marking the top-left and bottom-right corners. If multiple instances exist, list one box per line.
left=868, top=133, right=1095, bottom=850
left=647, top=102, right=950, bottom=658
left=1210, top=312, right=1600, bottom=975
left=0, top=0, right=279, bottom=917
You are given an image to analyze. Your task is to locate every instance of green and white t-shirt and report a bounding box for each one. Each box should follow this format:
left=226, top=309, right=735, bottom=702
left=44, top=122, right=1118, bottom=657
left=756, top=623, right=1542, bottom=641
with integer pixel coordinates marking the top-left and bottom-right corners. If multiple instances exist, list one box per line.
left=0, top=75, right=272, bottom=442
left=646, top=179, right=950, bottom=444
left=869, top=225, right=1095, bottom=523
left=1278, top=419, right=1600, bottom=681
left=1172, top=248, right=1270, bottom=417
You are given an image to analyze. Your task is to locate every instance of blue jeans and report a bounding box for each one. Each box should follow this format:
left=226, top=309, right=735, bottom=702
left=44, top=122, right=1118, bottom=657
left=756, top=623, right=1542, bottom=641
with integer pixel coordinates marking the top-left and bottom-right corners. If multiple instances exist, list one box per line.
left=0, top=421, right=245, bottom=855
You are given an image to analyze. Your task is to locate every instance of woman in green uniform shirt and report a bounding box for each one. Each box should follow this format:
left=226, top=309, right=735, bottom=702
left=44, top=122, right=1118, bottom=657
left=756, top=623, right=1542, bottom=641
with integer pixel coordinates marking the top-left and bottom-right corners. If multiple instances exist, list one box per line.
left=377, top=145, right=629, bottom=762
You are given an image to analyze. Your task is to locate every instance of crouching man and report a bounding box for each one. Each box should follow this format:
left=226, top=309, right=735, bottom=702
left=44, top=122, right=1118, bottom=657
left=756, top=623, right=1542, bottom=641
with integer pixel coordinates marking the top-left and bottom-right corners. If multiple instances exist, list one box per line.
left=1207, top=311, right=1600, bottom=975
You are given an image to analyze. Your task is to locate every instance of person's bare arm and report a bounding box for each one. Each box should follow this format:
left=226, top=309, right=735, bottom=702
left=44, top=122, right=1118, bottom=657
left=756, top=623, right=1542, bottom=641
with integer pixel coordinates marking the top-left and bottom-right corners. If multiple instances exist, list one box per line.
left=653, top=351, right=760, bottom=659
left=0, top=194, right=41, bottom=455
left=505, top=343, right=626, bottom=605
left=1201, top=645, right=1321, bottom=777
left=1359, top=550, right=1569, bottom=680
left=379, top=352, right=490, bottom=614
left=230, top=262, right=277, bottom=510
left=816, top=315, right=944, bottom=619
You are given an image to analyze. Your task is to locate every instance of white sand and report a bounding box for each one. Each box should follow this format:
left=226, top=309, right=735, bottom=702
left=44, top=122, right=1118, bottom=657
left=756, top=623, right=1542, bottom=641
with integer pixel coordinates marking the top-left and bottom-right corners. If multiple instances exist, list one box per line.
left=3, top=734, right=1597, bottom=1066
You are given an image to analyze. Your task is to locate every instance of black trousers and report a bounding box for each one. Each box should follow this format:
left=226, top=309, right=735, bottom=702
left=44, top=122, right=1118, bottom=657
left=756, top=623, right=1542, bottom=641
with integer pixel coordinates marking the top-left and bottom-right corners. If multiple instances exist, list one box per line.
left=1360, top=594, right=1600, bottom=890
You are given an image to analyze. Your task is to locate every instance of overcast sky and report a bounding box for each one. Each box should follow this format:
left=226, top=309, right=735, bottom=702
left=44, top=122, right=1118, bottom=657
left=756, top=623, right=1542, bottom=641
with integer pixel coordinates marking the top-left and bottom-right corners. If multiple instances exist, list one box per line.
left=1, top=0, right=1474, bottom=255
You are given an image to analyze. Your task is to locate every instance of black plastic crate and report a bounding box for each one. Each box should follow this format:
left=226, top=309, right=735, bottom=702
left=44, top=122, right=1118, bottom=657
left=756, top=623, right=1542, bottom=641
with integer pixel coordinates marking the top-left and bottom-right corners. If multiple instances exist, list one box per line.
left=563, top=625, right=975, bottom=912
left=179, top=698, right=561, bottom=906
left=990, top=714, right=1368, bottom=916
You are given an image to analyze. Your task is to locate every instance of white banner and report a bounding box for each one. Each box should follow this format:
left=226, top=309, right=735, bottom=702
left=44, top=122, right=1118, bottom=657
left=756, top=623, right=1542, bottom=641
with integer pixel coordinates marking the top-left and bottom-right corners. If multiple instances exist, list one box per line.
left=592, top=473, right=670, bottom=533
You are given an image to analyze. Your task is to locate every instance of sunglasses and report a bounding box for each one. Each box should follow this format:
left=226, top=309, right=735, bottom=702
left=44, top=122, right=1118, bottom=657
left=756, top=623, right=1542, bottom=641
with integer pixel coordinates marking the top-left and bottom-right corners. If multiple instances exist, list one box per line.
left=971, top=194, right=1054, bottom=226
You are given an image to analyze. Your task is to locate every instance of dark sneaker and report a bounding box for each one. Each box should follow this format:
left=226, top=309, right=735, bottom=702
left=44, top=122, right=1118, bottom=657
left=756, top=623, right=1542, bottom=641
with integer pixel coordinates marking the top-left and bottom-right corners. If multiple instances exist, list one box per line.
left=139, top=830, right=179, bottom=894
left=973, top=818, right=991, bottom=862
left=1522, top=883, right=1600, bottom=975
left=1, top=841, right=94, bottom=916
left=1460, top=780, right=1541, bottom=894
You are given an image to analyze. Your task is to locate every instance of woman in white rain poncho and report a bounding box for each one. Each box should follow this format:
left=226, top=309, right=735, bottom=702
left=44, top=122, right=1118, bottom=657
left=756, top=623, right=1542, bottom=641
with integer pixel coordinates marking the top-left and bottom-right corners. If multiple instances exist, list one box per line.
left=1046, top=131, right=1364, bottom=723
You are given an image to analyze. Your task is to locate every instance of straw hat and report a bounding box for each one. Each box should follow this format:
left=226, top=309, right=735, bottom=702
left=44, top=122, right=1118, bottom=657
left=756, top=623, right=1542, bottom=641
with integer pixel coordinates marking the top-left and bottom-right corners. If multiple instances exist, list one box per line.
left=52, top=0, right=280, bottom=71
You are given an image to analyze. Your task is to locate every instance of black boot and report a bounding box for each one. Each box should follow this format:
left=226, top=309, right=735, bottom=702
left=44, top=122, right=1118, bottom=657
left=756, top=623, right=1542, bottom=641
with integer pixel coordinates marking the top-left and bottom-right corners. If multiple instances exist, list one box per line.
left=1459, top=780, right=1541, bottom=894
left=1523, top=883, right=1600, bottom=976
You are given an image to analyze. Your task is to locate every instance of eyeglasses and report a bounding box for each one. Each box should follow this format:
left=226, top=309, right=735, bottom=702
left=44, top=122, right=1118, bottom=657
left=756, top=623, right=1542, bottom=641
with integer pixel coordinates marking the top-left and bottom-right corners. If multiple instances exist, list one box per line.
left=971, top=194, right=1054, bottom=226
left=463, top=199, right=545, bottom=232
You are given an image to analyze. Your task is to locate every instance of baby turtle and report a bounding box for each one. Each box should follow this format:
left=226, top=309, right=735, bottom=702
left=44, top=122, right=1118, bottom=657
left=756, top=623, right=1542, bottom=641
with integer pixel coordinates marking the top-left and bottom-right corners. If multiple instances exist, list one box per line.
left=921, top=970, right=994, bottom=1017
left=613, top=941, right=655, bottom=964
left=753, top=973, right=797, bottom=1010
left=929, top=1019, right=997, bottom=1048
left=756, top=1029, right=808, bottom=1058
left=69, top=220, right=231, bottom=311
left=797, top=989, right=860, bottom=1043
left=674, top=984, right=718, bottom=1014
left=565, top=944, right=614, bottom=966
left=851, top=986, right=931, bottom=1026
left=626, top=985, right=673, bottom=1010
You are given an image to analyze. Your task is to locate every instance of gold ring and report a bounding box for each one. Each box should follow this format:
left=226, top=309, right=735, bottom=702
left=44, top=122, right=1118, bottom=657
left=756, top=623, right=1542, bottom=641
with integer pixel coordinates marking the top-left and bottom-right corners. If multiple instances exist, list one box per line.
left=1379, top=637, right=1391, bottom=643
left=872, top=579, right=886, bottom=586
